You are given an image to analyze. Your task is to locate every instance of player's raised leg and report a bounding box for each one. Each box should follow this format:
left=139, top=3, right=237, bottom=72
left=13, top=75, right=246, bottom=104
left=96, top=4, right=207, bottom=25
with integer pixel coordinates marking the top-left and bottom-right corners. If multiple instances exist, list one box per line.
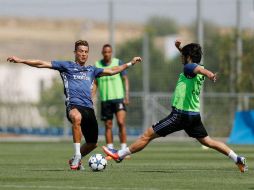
left=68, top=108, right=83, bottom=170
left=197, top=136, right=248, bottom=172
left=79, top=107, right=99, bottom=160
left=102, top=127, right=159, bottom=162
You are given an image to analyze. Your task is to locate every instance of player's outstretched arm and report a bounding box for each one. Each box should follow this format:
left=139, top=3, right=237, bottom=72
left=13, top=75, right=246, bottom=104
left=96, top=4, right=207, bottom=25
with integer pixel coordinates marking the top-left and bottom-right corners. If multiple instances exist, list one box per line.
left=100, top=57, right=142, bottom=76
left=194, top=66, right=217, bottom=82
left=7, top=56, right=52, bottom=68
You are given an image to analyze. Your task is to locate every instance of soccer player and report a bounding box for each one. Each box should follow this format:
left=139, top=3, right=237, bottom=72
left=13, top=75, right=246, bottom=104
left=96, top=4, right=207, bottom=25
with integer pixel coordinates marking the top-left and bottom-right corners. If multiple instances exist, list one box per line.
left=102, top=40, right=248, bottom=173
left=7, top=40, right=142, bottom=170
left=93, top=44, right=129, bottom=157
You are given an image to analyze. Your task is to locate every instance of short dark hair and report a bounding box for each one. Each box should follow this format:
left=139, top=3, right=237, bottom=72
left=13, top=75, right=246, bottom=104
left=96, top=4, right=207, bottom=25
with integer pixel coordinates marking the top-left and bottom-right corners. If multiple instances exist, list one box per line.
left=75, top=40, right=89, bottom=51
left=181, top=43, right=202, bottom=63
left=102, top=44, right=112, bottom=50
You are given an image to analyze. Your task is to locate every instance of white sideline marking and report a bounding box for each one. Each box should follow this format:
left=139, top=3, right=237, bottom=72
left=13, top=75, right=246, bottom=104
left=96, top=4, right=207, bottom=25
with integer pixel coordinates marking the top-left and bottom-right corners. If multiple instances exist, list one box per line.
left=0, top=185, right=159, bottom=190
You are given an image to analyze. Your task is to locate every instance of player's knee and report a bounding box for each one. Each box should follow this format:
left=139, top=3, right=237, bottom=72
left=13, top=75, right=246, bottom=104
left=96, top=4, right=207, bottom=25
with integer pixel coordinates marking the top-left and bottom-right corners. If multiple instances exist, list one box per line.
left=105, top=120, right=113, bottom=129
left=200, top=138, right=216, bottom=148
left=70, top=111, right=82, bottom=124
left=72, top=115, right=82, bottom=125
left=140, top=129, right=154, bottom=142
left=117, top=120, right=125, bottom=128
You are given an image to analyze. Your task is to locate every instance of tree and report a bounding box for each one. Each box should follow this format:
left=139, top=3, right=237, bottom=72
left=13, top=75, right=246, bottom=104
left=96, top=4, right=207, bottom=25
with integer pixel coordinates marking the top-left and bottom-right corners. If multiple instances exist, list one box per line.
left=38, top=77, right=65, bottom=127
left=116, top=36, right=182, bottom=92
left=145, top=16, right=179, bottom=37
left=116, top=17, right=181, bottom=92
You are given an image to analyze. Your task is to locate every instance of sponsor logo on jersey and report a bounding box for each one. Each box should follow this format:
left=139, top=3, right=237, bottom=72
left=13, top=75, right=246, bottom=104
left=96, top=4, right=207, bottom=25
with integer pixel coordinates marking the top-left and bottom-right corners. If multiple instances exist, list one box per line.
left=73, top=72, right=90, bottom=81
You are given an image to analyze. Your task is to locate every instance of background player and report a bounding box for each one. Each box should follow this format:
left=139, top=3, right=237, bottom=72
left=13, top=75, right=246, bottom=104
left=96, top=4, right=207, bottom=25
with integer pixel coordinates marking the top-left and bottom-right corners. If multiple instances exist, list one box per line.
left=93, top=44, right=129, bottom=158
left=103, top=40, right=248, bottom=173
left=7, top=40, right=142, bottom=170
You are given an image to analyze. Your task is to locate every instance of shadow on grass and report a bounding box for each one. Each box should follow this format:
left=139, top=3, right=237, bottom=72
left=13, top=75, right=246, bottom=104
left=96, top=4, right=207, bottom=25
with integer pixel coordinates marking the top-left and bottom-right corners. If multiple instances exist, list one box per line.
left=138, top=170, right=175, bottom=173
left=137, top=168, right=237, bottom=173
left=28, top=169, right=66, bottom=172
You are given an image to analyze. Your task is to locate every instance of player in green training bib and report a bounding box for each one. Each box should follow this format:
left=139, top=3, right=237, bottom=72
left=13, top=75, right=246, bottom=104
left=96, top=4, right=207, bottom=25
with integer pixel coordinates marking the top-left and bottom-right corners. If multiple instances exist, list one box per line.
left=103, top=41, right=247, bottom=173
left=94, top=44, right=130, bottom=158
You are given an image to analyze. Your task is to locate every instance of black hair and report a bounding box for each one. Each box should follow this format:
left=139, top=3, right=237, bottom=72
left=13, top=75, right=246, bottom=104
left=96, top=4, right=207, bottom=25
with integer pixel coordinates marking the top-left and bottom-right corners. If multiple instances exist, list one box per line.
left=181, top=43, right=202, bottom=64
left=102, top=44, right=112, bottom=50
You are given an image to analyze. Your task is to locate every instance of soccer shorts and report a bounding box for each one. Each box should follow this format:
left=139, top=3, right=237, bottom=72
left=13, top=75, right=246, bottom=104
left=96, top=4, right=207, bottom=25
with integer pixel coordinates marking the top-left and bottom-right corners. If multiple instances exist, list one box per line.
left=100, top=100, right=126, bottom=121
left=152, top=107, right=208, bottom=138
left=67, top=104, right=98, bottom=143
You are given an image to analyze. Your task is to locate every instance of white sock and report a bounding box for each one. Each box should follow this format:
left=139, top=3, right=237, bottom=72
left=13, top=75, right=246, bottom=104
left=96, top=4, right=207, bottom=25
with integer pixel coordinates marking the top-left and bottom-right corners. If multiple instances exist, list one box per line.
left=107, top=143, right=114, bottom=149
left=118, top=147, right=131, bottom=158
left=228, top=150, right=238, bottom=163
left=121, top=143, right=127, bottom=150
left=73, top=143, right=81, bottom=156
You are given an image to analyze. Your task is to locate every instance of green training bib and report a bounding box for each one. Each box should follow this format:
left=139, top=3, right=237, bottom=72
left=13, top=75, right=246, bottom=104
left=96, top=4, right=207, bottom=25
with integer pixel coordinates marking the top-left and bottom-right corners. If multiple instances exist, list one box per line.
left=171, top=70, right=205, bottom=112
left=95, top=58, right=125, bottom=101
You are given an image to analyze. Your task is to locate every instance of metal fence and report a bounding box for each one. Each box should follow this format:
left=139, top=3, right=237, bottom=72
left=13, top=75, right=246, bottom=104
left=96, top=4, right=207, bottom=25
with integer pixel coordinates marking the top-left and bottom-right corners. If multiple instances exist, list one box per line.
left=1, top=92, right=254, bottom=137
left=95, top=92, right=254, bottom=137
left=121, top=92, right=254, bottom=137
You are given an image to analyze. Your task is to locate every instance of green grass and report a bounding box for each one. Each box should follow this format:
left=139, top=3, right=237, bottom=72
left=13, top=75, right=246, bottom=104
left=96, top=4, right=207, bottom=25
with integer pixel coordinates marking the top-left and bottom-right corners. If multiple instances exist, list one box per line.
left=0, top=141, right=253, bottom=190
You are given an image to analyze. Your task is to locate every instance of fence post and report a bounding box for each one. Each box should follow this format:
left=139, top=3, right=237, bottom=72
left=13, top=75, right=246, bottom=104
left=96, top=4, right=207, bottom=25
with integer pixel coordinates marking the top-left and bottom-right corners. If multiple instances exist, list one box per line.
left=142, top=33, right=150, bottom=130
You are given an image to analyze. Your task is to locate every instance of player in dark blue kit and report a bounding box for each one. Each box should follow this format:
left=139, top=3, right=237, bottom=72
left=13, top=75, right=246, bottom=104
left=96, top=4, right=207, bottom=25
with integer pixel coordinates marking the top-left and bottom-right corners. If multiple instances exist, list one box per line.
left=7, top=40, right=142, bottom=170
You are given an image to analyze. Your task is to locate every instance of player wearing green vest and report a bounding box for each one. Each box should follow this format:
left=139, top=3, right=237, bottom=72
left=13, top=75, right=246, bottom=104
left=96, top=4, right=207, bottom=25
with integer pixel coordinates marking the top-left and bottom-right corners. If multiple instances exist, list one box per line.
left=94, top=44, right=130, bottom=156
left=103, top=41, right=248, bottom=173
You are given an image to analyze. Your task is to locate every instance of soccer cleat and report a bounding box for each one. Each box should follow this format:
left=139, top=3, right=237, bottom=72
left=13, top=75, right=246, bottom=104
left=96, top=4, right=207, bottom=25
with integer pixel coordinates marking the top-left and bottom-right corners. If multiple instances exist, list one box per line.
left=78, top=164, right=85, bottom=171
left=102, top=146, right=123, bottom=163
left=69, top=155, right=83, bottom=170
left=236, top=156, right=248, bottom=173
left=69, top=158, right=84, bottom=170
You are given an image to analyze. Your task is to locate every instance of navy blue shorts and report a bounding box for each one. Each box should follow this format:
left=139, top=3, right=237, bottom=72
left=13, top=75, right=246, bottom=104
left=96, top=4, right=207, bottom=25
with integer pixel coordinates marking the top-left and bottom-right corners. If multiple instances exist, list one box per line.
left=101, top=100, right=126, bottom=121
left=152, top=108, right=208, bottom=138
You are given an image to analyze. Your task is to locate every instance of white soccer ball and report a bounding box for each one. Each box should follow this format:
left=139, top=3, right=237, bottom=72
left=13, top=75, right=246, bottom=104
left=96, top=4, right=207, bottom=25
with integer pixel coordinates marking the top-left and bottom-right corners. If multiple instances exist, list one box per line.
left=88, top=154, right=107, bottom=171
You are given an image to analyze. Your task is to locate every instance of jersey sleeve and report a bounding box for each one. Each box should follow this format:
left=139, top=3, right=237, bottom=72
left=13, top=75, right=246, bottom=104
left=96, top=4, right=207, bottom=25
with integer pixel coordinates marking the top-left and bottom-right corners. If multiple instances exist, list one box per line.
left=51, top=61, right=67, bottom=72
left=119, top=60, right=127, bottom=76
left=184, top=63, right=199, bottom=78
left=94, top=66, right=104, bottom=78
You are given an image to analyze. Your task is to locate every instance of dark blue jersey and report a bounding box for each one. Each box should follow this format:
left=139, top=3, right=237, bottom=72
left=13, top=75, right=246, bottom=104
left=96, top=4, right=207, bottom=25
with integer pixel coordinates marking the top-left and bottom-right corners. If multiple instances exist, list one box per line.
left=183, top=63, right=199, bottom=78
left=51, top=61, right=104, bottom=109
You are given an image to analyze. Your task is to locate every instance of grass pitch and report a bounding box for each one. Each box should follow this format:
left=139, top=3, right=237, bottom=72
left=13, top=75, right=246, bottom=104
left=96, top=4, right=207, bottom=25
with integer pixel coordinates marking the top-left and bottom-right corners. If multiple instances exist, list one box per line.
left=0, top=140, right=253, bottom=190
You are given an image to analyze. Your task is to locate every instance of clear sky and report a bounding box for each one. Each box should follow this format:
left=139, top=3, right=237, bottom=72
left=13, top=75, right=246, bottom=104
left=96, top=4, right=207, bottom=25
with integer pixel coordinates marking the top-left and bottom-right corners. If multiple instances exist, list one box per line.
left=0, top=0, right=253, bottom=28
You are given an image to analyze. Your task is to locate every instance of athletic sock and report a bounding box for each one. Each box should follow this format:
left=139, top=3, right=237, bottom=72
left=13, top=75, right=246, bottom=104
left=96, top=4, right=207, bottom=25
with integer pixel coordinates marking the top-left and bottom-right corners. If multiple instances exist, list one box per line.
left=228, top=150, right=238, bottom=163
left=121, top=143, right=127, bottom=150
left=118, top=147, right=131, bottom=158
left=73, top=143, right=81, bottom=156
left=107, top=143, right=114, bottom=149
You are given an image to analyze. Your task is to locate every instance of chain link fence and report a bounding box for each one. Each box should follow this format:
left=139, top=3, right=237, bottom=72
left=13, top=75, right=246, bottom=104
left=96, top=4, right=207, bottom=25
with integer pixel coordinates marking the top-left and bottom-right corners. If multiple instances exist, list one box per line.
left=1, top=93, right=254, bottom=137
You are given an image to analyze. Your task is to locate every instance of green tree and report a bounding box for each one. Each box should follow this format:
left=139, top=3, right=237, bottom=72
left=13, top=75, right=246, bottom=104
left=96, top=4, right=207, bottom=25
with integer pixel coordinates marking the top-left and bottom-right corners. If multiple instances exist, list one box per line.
left=38, top=78, right=65, bottom=127
left=116, top=36, right=182, bottom=92
left=116, top=16, right=183, bottom=92
left=146, top=16, right=179, bottom=36
left=191, top=21, right=254, bottom=93
left=241, top=33, right=254, bottom=92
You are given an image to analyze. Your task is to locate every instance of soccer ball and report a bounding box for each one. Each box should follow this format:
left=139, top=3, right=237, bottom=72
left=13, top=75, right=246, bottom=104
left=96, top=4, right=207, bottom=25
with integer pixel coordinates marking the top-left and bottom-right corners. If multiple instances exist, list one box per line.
left=88, top=154, right=107, bottom=171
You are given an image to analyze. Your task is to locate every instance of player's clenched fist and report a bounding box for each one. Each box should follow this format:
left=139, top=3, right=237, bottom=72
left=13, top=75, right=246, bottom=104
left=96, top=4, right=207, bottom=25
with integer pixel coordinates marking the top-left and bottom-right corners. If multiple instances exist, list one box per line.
left=131, top=57, right=142, bottom=65
left=7, top=56, right=23, bottom=63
